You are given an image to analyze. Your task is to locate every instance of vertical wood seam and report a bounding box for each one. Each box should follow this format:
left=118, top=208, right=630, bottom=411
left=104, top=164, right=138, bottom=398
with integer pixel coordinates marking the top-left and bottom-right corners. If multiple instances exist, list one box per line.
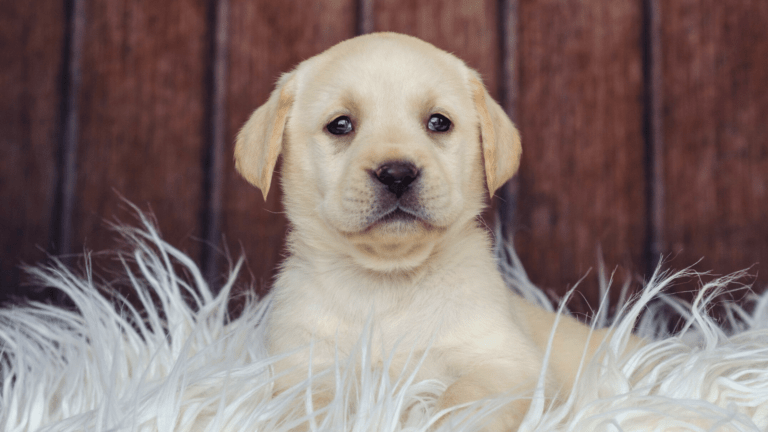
left=498, top=0, right=519, bottom=239
left=499, top=0, right=517, bottom=122
left=642, top=0, right=664, bottom=276
left=357, top=0, right=374, bottom=35
left=53, top=0, right=86, bottom=258
left=203, top=0, right=230, bottom=286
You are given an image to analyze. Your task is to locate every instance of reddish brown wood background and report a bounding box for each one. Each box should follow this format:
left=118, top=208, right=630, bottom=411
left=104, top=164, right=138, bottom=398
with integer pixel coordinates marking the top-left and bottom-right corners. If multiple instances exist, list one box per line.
left=1, top=0, right=766, bottom=308
left=514, top=0, right=646, bottom=307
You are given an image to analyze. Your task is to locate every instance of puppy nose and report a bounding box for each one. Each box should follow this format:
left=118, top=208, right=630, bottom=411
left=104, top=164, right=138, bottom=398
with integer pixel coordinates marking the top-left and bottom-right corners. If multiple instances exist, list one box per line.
left=374, top=161, right=419, bottom=198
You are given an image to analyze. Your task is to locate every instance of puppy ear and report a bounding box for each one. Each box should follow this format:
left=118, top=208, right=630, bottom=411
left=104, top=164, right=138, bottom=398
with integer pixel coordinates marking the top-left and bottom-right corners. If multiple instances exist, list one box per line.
left=470, top=76, right=522, bottom=196
left=234, top=72, right=297, bottom=201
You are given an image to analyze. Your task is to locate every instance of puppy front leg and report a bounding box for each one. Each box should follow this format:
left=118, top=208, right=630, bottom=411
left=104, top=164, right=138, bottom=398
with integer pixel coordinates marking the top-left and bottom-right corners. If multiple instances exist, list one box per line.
left=275, top=385, right=335, bottom=432
left=435, top=365, right=549, bottom=432
left=271, top=355, right=337, bottom=432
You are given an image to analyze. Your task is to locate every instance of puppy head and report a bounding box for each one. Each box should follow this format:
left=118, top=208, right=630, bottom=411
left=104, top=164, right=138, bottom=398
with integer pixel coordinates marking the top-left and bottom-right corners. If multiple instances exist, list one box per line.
left=235, top=33, right=521, bottom=271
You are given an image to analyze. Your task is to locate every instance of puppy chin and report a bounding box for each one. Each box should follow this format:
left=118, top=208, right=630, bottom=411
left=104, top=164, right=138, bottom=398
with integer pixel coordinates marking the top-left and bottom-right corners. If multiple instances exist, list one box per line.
left=343, top=218, right=446, bottom=272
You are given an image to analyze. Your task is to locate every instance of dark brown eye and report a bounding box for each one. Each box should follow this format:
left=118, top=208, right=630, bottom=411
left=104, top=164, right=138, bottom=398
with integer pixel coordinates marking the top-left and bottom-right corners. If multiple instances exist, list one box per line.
left=327, top=116, right=353, bottom=135
left=427, top=114, right=451, bottom=132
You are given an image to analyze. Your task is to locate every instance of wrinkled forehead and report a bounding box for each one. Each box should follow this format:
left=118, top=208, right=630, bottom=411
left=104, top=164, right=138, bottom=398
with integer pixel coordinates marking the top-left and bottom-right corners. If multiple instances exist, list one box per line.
left=293, top=37, right=473, bottom=116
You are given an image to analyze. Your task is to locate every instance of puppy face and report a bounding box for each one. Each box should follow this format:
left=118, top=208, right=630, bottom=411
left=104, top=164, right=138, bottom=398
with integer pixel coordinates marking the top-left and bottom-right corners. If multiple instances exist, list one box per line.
left=288, top=39, right=482, bottom=242
left=235, top=33, right=521, bottom=271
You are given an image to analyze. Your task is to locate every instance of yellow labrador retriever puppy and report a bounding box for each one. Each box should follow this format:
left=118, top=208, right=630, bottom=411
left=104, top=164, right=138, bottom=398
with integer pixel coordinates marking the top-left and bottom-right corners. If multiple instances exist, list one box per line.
left=235, top=32, right=612, bottom=430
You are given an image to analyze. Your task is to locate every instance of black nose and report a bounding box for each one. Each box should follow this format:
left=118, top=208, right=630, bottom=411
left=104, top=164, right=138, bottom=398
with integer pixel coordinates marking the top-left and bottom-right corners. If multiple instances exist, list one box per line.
left=374, top=161, right=419, bottom=198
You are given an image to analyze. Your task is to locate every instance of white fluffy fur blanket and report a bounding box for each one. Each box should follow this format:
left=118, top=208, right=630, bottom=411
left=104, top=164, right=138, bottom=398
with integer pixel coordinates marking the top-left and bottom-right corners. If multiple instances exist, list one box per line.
left=2, top=212, right=767, bottom=431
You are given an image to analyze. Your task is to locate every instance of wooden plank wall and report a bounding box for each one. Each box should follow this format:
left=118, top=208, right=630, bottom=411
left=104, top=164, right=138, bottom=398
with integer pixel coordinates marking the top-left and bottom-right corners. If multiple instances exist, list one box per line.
left=660, top=1, right=768, bottom=298
left=72, top=0, right=210, bottom=272
left=1, top=1, right=66, bottom=299
left=1, top=0, right=766, bottom=310
left=514, top=1, right=646, bottom=307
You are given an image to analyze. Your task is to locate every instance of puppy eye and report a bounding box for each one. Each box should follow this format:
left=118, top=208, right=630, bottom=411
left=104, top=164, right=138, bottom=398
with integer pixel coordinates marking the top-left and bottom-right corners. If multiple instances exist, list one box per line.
left=427, top=114, right=452, bottom=132
left=327, top=116, right=354, bottom=135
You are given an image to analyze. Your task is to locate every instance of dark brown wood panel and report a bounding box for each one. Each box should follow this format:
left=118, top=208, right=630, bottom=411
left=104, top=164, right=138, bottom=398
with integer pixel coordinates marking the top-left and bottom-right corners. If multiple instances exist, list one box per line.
left=373, top=0, right=501, bottom=97
left=660, top=1, right=768, bottom=293
left=0, top=0, right=65, bottom=300
left=514, top=0, right=646, bottom=307
left=72, top=1, right=210, bottom=265
left=373, top=0, right=502, bottom=226
left=221, top=0, right=356, bottom=295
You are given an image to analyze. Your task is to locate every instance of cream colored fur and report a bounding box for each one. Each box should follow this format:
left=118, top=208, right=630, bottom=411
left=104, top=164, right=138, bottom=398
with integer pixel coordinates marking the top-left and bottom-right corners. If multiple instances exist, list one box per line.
left=234, top=32, right=624, bottom=431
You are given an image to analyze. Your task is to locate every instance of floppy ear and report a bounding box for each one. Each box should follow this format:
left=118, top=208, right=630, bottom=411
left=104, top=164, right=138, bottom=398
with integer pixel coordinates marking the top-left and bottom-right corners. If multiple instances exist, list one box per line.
left=470, top=76, right=522, bottom=196
left=234, top=72, right=297, bottom=201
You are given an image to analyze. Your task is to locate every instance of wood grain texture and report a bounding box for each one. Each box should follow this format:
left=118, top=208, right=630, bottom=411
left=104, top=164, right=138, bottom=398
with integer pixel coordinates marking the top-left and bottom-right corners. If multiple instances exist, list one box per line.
left=221, top=0, right=356, bottom=295
left=373, top=0, right=502, bottom=227
left=513, top=0, right=646, bottom=307
left=660, top=1, right=768, bottom=292
left=0, top=0, right=65, bottom=300
left=373, top=0, right=501, bottom=96
left=70, top=0, right=210, bottom=268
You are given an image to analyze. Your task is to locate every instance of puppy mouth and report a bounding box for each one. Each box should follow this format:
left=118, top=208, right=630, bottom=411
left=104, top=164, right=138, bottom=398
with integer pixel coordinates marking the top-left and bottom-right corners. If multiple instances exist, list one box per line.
left=364, top=206, right=430, bottom=232
left=378, top=208, right=420, bottom=224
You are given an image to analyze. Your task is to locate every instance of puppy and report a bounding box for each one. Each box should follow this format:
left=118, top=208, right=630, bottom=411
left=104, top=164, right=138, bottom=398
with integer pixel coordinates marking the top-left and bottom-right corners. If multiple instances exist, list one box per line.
left=235, top=32, right=616, bottom=431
